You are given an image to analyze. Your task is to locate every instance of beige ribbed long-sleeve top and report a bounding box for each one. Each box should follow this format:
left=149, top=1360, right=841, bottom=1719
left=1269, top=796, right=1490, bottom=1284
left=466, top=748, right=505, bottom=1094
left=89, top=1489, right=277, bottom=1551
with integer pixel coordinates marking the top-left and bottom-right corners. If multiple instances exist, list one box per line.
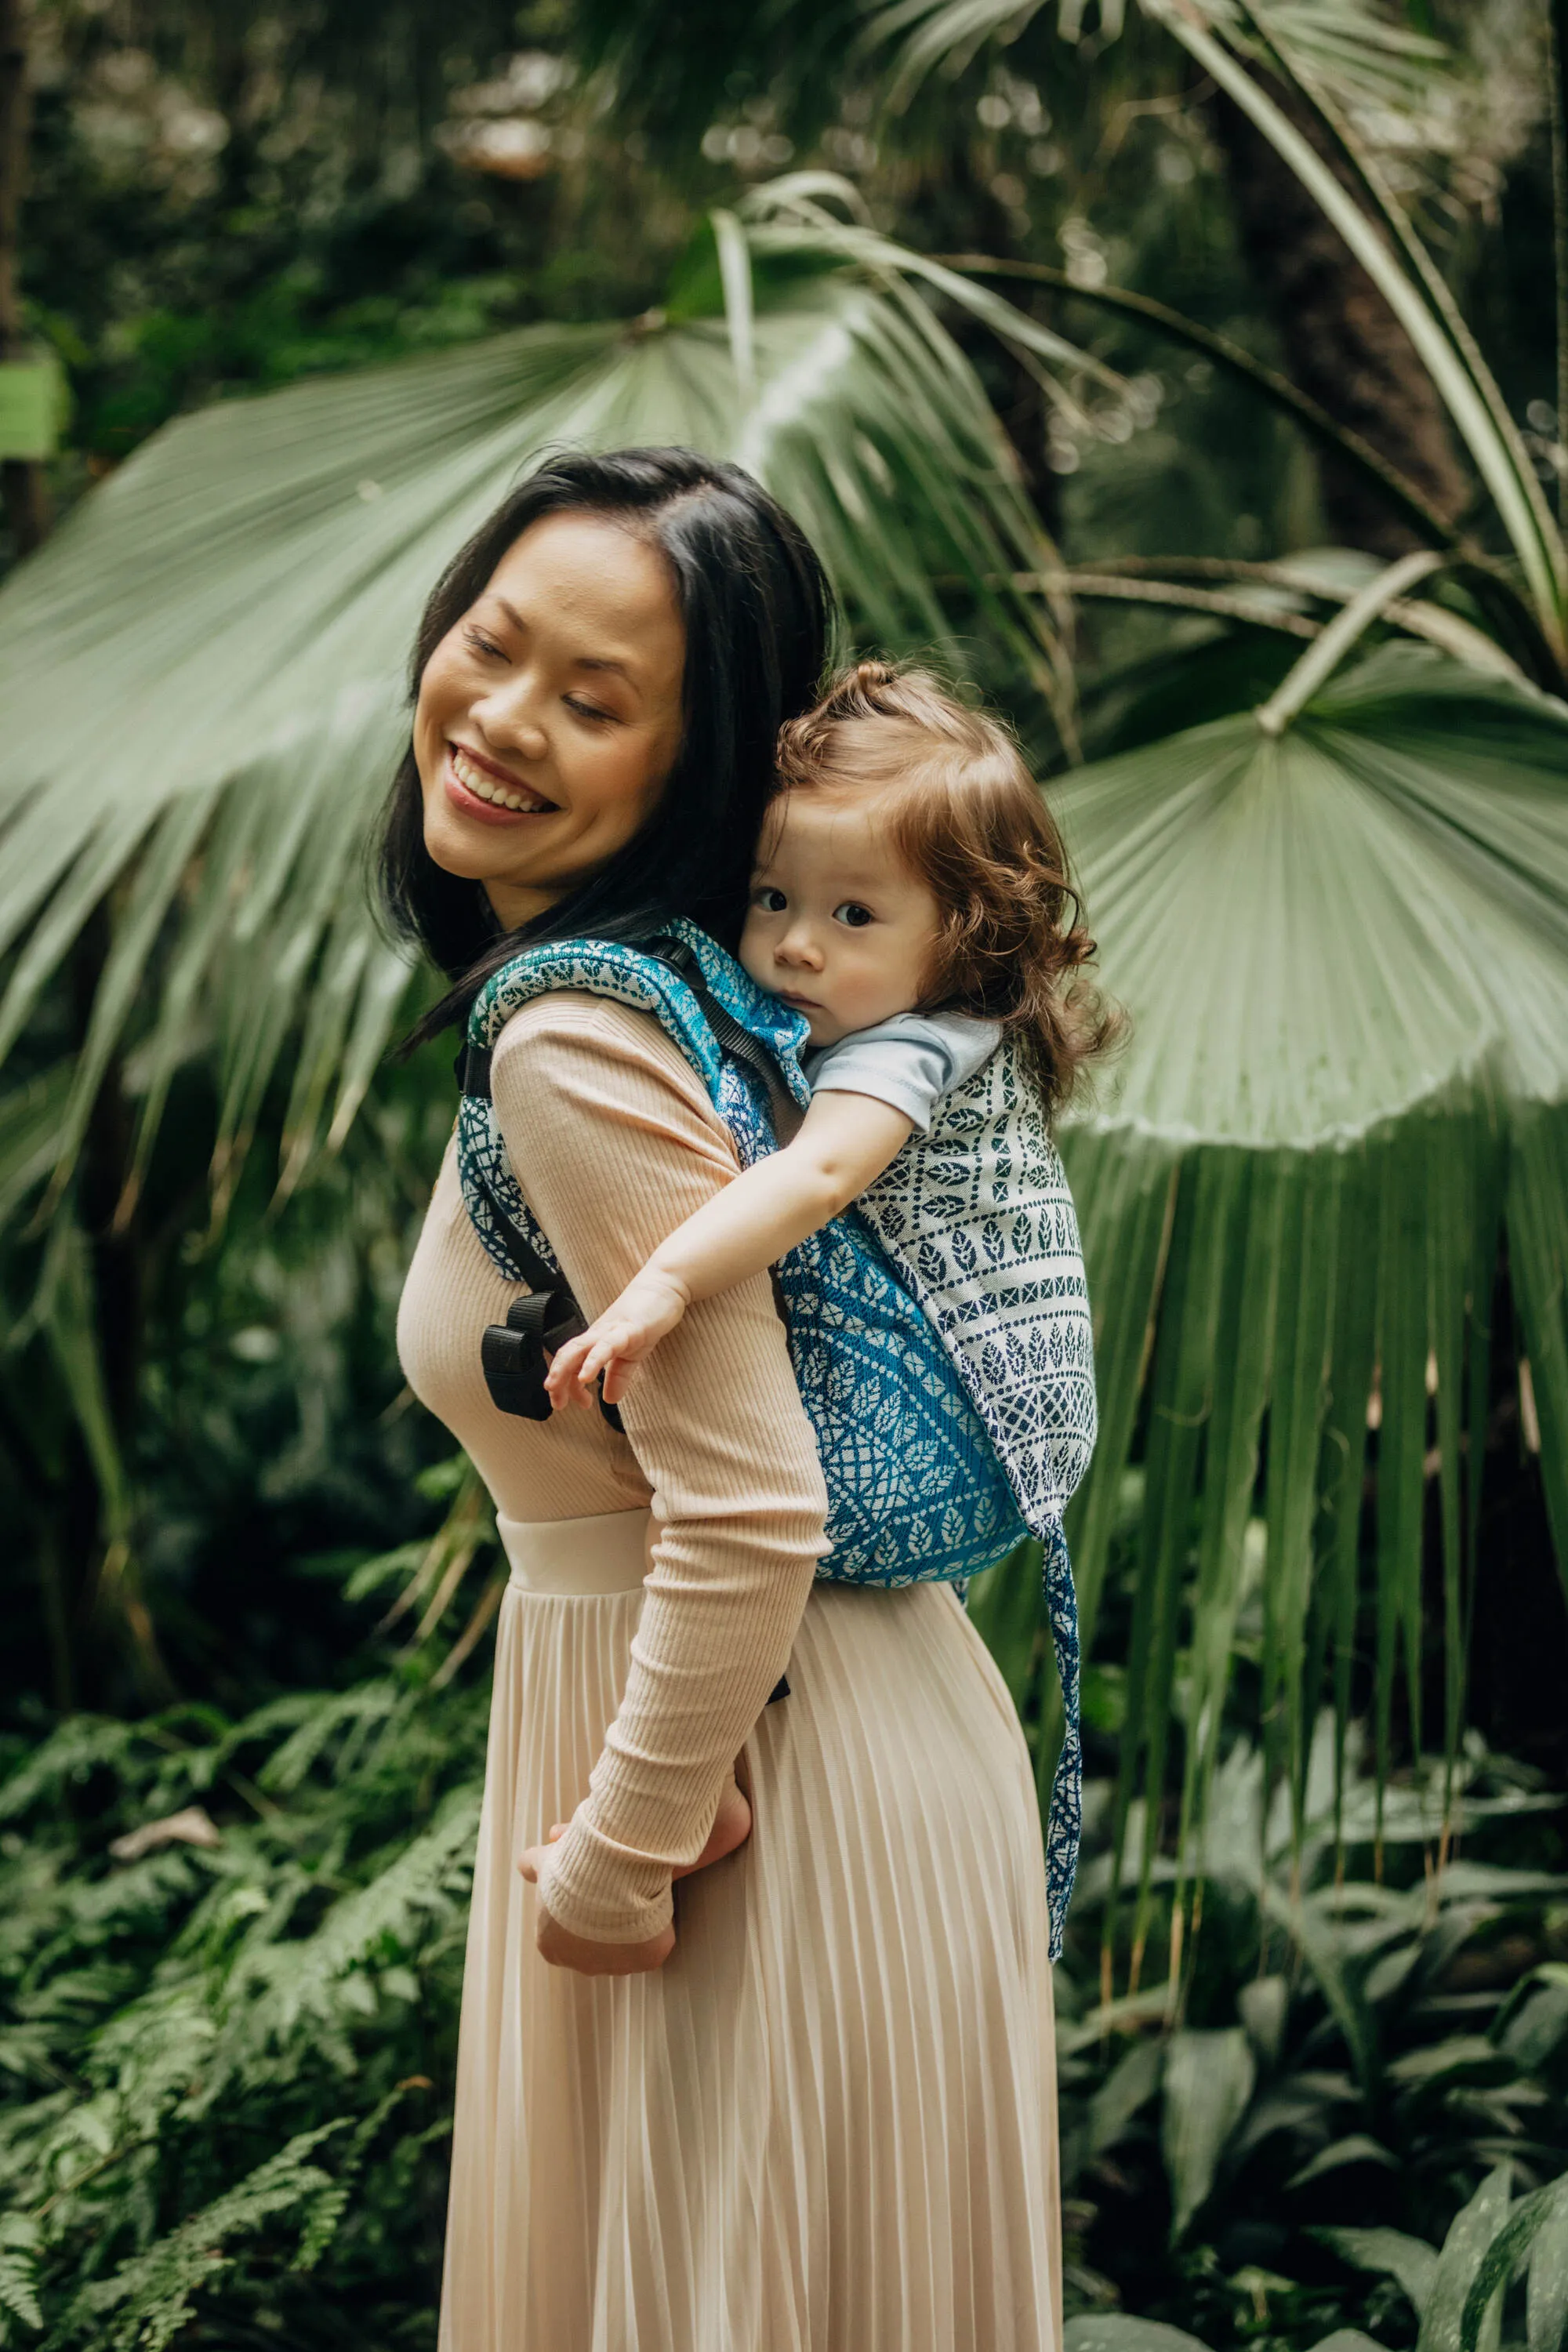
left=397, top=993, right=829, bottom=1946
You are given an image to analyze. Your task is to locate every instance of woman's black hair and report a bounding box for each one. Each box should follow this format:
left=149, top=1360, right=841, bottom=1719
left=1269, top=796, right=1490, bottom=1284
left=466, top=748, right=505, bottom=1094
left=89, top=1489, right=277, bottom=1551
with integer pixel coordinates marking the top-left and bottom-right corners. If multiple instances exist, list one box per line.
left=378, top=446, right=835, bottom=1041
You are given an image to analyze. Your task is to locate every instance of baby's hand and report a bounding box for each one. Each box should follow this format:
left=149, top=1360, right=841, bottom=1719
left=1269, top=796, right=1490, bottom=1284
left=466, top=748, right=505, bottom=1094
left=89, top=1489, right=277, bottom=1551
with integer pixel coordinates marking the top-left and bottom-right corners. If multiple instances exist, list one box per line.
left=544, top=1270, right=692, bottom=1410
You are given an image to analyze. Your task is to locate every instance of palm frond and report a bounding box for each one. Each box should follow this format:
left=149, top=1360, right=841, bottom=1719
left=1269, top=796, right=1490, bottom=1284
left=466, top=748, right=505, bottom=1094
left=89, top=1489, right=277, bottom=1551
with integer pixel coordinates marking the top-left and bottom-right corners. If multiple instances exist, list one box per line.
left=0, top=219, right=1080, bottom=1204
left=870, top=0, right=1453, bottom=119
left=1051, top=645, right=1568, bottom=1912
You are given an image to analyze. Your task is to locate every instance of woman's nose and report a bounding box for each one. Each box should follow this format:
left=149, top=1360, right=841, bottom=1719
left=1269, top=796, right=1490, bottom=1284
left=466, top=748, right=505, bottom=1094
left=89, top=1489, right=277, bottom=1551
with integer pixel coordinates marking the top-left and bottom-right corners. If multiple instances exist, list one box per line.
left=473, top=684, right=549, bottom=764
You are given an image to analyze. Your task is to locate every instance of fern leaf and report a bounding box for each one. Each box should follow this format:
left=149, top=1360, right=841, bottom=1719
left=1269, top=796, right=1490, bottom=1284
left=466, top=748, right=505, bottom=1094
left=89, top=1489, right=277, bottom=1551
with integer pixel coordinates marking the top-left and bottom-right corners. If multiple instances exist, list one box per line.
left=0, top=2212, right=42, bottom=2336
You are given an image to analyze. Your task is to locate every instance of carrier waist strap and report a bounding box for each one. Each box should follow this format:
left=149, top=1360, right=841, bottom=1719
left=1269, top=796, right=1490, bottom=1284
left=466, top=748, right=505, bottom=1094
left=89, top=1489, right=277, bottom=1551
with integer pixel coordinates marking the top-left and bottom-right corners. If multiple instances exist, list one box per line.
left=497, top=1507, right=655, bottom=1595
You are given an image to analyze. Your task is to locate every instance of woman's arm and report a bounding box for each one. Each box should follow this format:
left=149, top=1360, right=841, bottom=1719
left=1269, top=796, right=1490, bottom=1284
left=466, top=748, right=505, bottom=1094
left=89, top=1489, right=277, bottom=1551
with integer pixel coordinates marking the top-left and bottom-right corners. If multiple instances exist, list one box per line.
left=545, top=1088, right=913, bottom=1407
left=491, top=994, right=830, bottom=1950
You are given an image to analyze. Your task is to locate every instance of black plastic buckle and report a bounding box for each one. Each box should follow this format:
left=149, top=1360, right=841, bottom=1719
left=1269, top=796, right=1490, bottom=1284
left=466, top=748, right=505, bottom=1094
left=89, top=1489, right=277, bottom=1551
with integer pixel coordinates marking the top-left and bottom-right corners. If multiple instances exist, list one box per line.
left=481, top=1290, right=628, bottom=1435
left=481, top=1290, right=580, bottom=1421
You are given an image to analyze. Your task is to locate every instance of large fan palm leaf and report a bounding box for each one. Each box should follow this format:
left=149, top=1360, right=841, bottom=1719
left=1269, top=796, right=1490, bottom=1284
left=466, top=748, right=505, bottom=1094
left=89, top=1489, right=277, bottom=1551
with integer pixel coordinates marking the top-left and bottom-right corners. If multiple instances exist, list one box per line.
left=0, top=241, right=1071, bottom=1197
left=1051, top=647, right=1568, bottom=1946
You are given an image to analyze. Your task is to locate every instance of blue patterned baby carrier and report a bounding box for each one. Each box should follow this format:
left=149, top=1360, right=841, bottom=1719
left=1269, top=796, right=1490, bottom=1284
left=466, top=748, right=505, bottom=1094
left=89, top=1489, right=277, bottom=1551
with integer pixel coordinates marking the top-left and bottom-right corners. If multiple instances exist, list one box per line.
left=453, top=919, right=1095, bottom=1953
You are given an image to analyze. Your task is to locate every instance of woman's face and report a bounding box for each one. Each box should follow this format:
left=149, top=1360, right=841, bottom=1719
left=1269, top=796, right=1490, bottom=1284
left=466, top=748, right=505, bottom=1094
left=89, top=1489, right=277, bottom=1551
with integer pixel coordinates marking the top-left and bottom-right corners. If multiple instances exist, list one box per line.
left=414, top=511, right=688, bottom=931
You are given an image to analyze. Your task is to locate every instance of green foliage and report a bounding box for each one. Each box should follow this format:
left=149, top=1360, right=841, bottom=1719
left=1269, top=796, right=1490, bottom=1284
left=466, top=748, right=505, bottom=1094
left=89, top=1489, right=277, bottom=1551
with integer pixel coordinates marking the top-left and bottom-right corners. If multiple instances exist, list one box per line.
left=0, top=1657, right=491, bottom=2348
left=2, top=1668, right=1563, bottom=2350
left=1045, top=1725, right=1568, bottom=2348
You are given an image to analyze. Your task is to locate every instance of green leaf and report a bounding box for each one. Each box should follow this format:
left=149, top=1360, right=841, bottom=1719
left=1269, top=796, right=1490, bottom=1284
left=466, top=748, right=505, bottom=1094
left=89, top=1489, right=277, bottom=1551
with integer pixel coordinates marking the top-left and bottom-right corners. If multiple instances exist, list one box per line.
left=1287, top=2133, right=1398, bottom=2190
left=1318, top=2225, right=1439, bottom=2318
left=1237, top=1974, right=1290, bottom=2068
left=1057, top=645, right=1568, bottom=1857
left=1462, top=2184, right=1568, bottom=2352
left=1386, top=2036, right=1514, bottom=2090
left=1153, top=6, right=1566, bottom=646
left=1417, top=2165, right=1512, bottom=2352
left=1162, top=2026, right=1256, bottom=2239
left=1064, top=2320, right=1213, bottom=2352
left=1088, top=2034, right=1166, bottom=2156
left=1528, top=2178, right=1568, bottom=2352
left=872, top=0, right=1455, bottom=117
left=0, top=2211, right=42, bottom=2334
left=71, top=2121, right=351, bottom=2352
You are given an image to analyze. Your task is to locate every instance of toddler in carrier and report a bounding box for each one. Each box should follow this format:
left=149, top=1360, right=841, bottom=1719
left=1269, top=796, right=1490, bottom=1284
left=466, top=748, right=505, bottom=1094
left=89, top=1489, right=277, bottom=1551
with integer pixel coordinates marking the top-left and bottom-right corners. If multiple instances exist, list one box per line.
left=539, top=659, right=1116, bottom=1882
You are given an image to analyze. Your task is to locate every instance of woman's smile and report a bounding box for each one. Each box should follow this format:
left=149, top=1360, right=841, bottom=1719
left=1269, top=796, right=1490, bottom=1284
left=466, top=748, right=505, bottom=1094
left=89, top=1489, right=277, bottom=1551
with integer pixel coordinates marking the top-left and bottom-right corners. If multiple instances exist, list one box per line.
left=444, top=741, right=559, bottom=823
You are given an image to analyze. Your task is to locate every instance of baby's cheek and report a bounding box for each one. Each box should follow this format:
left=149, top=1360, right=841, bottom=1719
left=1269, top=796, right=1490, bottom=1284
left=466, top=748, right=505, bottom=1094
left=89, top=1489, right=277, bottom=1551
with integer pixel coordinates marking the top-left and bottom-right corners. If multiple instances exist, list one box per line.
left=736, top=923, right=771, bottom=991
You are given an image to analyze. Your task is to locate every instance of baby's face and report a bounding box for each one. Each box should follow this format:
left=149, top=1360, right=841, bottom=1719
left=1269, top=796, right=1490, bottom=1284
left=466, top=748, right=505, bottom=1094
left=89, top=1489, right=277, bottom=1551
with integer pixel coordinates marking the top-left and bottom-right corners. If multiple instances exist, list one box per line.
left=739, top=787, right=941, bottom=1047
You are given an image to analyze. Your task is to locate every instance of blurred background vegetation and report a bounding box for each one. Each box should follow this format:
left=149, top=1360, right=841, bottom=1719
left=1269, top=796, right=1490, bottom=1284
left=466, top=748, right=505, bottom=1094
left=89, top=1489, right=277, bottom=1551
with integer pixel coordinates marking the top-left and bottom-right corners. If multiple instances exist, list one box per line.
left=2, top=1, right=1568, bottom=2345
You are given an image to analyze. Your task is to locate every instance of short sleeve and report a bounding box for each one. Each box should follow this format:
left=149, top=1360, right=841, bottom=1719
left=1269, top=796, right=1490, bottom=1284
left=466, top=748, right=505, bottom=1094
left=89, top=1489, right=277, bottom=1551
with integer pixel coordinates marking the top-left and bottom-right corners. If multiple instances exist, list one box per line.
left=804, top=1012, right=1002, bottom=1134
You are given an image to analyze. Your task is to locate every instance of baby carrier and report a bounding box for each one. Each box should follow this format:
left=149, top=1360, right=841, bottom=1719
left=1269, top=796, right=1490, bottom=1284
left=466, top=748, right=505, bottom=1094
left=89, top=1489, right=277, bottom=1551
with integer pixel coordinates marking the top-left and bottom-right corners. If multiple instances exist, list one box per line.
left=453, top=918, right=1095, bottom=1954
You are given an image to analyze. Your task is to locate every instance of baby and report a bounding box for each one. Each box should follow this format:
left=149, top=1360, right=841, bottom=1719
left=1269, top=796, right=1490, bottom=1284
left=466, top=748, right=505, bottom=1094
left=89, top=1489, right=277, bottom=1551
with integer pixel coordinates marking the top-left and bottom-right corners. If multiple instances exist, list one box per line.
left=542, top=658, right=1104, bottom=1879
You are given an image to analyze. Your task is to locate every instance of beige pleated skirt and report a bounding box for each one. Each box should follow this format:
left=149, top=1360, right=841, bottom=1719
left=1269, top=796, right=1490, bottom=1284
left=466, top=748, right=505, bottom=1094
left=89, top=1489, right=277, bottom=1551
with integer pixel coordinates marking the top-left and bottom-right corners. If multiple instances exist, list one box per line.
left=438, top=1507, right=1062, bottom=2352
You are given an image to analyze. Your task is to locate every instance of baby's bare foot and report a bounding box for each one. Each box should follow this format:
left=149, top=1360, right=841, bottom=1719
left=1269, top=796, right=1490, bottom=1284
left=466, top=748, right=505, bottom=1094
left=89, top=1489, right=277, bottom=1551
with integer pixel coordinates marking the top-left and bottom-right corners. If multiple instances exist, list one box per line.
left=544, top=1775, right=753, bottom=1882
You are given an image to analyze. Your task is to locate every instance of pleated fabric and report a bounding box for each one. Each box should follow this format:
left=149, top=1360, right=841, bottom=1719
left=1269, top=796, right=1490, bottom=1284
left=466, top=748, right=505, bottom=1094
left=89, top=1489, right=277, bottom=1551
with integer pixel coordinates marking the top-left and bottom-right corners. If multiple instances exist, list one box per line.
left=438, top=1508, right=1062, bottom=2352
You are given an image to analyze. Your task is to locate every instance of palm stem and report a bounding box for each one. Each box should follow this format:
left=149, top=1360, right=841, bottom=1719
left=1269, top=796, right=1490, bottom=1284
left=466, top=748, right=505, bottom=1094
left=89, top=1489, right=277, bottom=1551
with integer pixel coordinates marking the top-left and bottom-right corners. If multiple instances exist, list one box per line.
left=1256, top=550, right=1446, bottom=734
left=1156, top=2, right=1566, bottom=648
left=1236, top=0, right=1568, bottom=604
left=1027, top=571, right=1318, bottom=636
left=939, top=252, right=1461, bottom=553
left=1011, top=564, right=1530, bottom=682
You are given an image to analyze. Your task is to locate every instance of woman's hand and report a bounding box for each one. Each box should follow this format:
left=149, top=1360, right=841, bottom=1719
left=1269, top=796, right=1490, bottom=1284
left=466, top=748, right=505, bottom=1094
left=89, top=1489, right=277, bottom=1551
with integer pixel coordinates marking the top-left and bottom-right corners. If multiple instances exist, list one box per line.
left=517, top=1842, right=676, bottom=1973
left=544, top=1268, right=692, bottom=1409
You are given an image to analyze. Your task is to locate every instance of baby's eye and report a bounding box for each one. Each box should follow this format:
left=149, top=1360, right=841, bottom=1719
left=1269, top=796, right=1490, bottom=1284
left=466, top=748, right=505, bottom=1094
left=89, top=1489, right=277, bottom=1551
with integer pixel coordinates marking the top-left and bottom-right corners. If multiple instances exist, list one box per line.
left=833, top=902, right=875, bottom=929
left=753, top=885, right=788, bottom=913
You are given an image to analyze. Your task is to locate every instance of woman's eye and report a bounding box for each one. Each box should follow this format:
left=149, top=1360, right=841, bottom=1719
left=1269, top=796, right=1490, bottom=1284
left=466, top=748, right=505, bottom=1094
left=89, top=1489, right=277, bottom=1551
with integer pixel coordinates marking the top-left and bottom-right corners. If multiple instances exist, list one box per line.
left=463, top=625, right=504, bottom=660
left=564, top=696, right=615, bottom=724
left=833, top=902, right=875, bottom=929
left=753, top=886, right=788, bottom=913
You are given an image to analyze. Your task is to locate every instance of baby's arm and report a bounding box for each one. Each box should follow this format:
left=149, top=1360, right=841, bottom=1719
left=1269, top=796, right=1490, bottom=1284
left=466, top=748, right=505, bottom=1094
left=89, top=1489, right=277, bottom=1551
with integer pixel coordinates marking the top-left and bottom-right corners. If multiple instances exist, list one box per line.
left=545, top=1089, right=913, bottom=1407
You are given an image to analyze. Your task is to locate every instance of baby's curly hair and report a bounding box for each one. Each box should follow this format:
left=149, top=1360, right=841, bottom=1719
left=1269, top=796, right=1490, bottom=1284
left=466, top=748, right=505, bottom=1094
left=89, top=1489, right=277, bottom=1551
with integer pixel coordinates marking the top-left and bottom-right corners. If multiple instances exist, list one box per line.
left=773, top=660, right=1123, bottom=1119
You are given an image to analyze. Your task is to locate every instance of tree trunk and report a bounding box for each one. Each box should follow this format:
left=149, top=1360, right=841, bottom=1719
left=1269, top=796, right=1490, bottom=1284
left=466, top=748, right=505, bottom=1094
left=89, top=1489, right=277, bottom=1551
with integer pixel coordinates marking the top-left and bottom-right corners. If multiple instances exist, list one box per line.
left=1209, top=78, right=1469, bottom=557
left=0, top=0, right=49, bottom=554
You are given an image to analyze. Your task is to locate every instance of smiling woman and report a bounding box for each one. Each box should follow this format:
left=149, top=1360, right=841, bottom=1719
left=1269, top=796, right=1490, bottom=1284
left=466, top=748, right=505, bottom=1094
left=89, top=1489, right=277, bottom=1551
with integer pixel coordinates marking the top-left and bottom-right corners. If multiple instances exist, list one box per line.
left=412, top=514, right=688, bottom=932
left=378, top=445, right=833, bottom=1018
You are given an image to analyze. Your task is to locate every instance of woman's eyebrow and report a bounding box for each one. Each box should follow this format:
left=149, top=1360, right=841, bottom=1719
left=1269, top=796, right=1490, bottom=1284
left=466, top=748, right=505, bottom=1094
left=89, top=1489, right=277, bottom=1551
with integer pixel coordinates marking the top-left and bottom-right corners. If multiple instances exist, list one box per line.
left=488, top=598, right=640, bottom=690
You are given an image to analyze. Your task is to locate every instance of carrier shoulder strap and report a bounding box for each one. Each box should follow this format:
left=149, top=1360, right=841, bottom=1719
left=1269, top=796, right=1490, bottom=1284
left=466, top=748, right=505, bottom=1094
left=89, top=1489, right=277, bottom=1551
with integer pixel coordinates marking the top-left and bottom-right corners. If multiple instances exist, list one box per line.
left=454, top=935, right=793, bottom=1431
left=652, top=938, right=792, bottom=1131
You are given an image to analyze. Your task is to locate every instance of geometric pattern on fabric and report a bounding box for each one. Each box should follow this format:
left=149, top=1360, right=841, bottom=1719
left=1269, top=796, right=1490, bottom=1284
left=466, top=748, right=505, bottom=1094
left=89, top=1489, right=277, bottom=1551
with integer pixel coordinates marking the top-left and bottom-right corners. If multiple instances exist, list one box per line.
left=855, top=1039, right=1098, bottom=1527
left=855, top=1040, right=1096, bottom=1962
left=455, top=918, right=1091, bottom=1953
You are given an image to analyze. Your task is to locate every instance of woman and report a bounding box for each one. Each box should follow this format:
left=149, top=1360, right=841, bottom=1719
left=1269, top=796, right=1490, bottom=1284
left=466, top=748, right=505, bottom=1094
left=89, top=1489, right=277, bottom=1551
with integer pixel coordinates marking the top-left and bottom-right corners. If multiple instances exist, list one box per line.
left=385, top=448, right=1062, bottom=2351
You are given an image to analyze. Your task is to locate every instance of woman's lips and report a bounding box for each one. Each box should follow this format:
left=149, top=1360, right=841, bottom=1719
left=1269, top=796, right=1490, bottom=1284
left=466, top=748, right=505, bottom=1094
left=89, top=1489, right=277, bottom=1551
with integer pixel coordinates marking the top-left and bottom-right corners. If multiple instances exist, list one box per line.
left=444, top=742, right=558, bottom=826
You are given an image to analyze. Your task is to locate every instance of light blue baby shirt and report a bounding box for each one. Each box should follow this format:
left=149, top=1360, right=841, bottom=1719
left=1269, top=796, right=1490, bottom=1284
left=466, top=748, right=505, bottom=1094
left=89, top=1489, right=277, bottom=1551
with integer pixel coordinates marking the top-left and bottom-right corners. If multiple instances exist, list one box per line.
left=801, top=1011, right=1003, bottom=1134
